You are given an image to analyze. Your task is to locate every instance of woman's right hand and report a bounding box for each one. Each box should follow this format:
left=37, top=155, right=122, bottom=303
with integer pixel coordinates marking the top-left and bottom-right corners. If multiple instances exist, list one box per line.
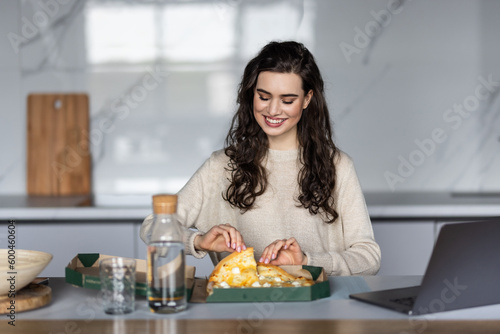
left=194, top=224, right=247, bottom=253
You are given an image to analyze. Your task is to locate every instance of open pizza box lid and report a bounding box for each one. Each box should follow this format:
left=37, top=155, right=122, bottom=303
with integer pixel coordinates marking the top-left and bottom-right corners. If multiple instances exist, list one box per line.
left=191, top=265, right=330, bottom=303
left=65, top=253, right=195, bottom=298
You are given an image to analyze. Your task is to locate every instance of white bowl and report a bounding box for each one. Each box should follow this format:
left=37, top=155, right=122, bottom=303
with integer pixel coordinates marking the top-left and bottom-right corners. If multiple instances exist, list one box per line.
left=0, top=249, right=53, bottom=295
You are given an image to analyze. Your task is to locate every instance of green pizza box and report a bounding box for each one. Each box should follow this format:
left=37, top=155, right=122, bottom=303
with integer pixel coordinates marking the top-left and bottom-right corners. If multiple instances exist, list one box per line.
left=65, top=253, right=195, bottom=299
left=190, top=265, right=330, bottom=303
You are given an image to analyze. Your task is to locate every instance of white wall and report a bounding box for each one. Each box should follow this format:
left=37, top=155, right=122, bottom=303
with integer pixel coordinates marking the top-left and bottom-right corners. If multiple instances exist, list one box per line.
left=1, top=0, right=499, bottom=197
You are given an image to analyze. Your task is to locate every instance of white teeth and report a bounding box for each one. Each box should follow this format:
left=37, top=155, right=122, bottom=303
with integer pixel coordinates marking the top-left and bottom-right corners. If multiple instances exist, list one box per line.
left=266, top=116, right=284, bottom=124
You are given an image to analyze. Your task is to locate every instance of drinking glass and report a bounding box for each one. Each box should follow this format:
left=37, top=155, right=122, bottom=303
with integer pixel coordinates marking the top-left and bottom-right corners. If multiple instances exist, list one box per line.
left=99, top=257, right=136, bottom=314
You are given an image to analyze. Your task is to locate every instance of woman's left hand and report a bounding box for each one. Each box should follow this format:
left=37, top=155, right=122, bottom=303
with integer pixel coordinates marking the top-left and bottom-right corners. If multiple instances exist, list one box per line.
left=259, top=237, right=307, bottom=266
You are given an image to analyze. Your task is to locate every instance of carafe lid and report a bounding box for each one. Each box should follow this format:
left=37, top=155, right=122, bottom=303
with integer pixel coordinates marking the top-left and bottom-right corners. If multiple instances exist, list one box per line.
left=152, top=194, right=177, bottom=214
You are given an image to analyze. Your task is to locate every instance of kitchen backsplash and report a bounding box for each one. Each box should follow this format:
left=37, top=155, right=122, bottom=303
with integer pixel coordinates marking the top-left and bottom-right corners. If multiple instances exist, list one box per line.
left=1, top=0, right=499, bottom=197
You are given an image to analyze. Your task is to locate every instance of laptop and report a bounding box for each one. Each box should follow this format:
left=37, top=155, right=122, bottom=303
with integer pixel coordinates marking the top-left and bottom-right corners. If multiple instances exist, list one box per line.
left=350, top=220, right=500, bottom=315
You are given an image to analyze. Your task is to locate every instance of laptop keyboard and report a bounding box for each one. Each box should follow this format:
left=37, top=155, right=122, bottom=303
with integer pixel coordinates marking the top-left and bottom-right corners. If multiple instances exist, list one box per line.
left=390, top=296, right=417, bottom=307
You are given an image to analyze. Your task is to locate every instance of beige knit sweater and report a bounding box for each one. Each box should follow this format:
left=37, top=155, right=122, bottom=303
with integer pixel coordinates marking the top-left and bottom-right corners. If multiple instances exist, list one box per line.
left=141, top=148, right=381, bottom=276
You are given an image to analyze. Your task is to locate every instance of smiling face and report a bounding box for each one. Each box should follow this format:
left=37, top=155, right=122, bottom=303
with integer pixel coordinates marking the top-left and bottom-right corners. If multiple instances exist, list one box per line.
left=253, top=71, right=313, bottom=150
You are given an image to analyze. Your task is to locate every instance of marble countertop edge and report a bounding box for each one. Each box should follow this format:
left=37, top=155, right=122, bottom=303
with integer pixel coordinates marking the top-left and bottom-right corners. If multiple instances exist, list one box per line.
left=0, top=193, right=499, bottom=221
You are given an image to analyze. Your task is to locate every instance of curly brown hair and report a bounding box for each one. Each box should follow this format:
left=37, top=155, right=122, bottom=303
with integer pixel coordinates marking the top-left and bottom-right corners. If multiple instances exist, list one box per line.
left=223, top=41, right=339, bottom=223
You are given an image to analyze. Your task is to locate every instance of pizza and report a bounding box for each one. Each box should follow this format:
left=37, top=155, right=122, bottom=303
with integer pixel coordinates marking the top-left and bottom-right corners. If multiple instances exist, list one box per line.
left=208, top=247, right=259, bottom=288
left=255, top=263, right=314, bottom=287
left=207, top=247, right=314, bottom=292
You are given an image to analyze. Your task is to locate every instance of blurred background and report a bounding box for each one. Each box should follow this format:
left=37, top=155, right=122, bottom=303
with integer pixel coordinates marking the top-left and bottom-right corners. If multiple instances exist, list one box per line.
left=1, top=0, right=500, bottom=198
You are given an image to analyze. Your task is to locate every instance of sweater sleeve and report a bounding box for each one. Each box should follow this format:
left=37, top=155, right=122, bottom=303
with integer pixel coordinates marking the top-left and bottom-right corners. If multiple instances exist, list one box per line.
left=304, top=155, right=381, bottom=276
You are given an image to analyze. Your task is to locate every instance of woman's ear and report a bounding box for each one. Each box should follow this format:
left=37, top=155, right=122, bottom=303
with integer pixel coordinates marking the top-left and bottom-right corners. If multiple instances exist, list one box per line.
left=303, top=90, right=313, bottom=109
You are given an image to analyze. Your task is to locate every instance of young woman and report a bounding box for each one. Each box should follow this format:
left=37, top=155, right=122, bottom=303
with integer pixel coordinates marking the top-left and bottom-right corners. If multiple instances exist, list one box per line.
left=141, top=41, right=380, bottom=276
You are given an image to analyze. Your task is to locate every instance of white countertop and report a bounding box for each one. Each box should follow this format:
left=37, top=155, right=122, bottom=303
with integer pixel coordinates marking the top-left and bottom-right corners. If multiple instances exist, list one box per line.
left=1, top=192, right=499, bottom=221
left=17, top=276, right=500, bottom=320
left=0, top=195, right=150, bottom=221
left=364, top=192, right=500, bottom=220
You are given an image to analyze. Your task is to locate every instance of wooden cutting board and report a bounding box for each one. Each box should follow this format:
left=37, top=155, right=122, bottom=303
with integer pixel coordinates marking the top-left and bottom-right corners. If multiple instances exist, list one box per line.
left=27, top=93, right=91, bottom=196
left=0, top=283, right=51, bottom=314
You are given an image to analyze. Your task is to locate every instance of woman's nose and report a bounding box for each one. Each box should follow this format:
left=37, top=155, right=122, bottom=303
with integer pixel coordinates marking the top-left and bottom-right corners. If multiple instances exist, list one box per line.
left=268, top=100, right=280, bottom=116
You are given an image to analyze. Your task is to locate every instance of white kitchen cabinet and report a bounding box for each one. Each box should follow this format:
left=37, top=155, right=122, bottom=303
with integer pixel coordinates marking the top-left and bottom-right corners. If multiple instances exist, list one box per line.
left=16, top=222, right=136, bottom=277
left=372, top=221, right=435, bottom=276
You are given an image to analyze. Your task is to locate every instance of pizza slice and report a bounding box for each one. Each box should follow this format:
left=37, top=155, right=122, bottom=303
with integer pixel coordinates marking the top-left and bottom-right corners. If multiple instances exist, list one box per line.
left=257, top=263, right=298, bottom=281
left=208, top=247, right=259, bottom=289
left=256, top=263, right=313, bottom=287
left=207, top=247, right=314, bottom=292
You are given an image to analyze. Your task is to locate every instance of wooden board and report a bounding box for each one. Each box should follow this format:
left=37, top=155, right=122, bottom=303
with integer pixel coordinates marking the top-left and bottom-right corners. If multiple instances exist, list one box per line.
left=0, top=284, right=51, bottom=314
left=27, top=93, right=91, bottom=195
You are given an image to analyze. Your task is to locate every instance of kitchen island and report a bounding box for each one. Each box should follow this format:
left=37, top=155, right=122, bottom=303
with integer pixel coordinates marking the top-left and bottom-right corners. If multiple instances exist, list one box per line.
left=1, top=275, right=499, bottom=334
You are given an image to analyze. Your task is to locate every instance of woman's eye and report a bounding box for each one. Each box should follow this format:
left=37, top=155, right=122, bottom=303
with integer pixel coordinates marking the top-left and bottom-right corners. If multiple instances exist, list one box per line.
left=259, top=96, right=269, bottom=101
left=282, top=100, right=294, bottom=105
